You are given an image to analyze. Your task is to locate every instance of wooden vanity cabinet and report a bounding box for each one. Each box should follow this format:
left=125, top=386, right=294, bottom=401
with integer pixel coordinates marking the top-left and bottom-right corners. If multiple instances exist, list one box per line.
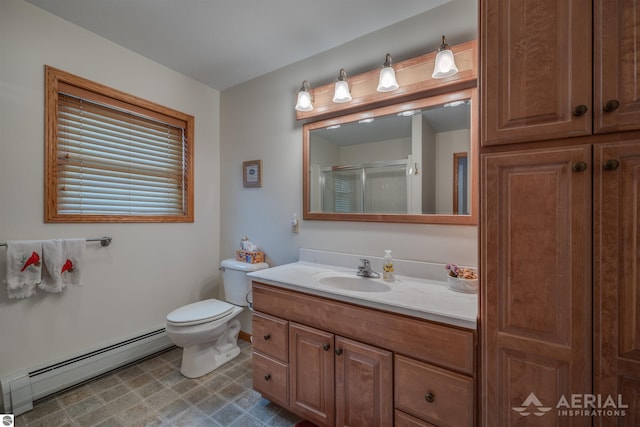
left=482, top=0, right=640, bottom=146
left=251, top=281, right=477, bottom=427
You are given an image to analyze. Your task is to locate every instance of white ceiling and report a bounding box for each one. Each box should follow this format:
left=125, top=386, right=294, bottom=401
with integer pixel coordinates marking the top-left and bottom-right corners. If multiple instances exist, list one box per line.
left=23, top=0, right=451, bottom=91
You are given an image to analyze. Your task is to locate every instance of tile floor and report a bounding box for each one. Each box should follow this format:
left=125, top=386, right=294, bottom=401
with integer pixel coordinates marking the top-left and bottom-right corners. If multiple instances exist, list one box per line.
left=14, top=341, right=301, bottom=427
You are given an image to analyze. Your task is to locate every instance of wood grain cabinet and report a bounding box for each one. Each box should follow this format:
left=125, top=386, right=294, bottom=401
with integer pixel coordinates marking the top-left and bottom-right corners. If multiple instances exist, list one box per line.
left=481, top=145, right=593, bottom=426
left=593, top=141, right=640, bottom=426
left=482, top=0, right=640, bottom=146
left=481, top=0, right=640, bottom=424
left=251, top=282, right=476, bottom=427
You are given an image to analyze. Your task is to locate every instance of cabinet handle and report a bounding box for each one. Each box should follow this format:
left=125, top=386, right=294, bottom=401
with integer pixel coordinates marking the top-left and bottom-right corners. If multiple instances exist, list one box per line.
left=604, top=100, right=620, bottom=113
left=573, top=104, right=588, bottom=116
left=603, top=159, right=620, bottom=171
left=263, top=333, right=271, bottom=341
left=572, top=161, right=588, bottom=172
left=335, top=348, right=343, bottom=355
left=425, top=392, right=435, bottom=403
left=323, top=343, right=331, bottom=351
left=264, top=373, right=271, bottom=381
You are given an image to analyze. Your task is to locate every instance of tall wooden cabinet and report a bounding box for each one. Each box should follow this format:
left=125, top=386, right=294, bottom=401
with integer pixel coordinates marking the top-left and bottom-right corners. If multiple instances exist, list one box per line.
left=481, top=0, right=640, bottom=425
left=593, top=141, right=640, bottom=426
left=481, top=145, right=593, bottom=426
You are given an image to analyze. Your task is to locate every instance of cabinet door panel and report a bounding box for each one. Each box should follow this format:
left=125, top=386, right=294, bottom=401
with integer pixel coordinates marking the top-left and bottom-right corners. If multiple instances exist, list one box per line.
left=594, top=0, right=640, bottom=134
left=289, top=322, right=335, bottom=426
left=482, top=0, right=592, bottom=145
left=594, top=141, right=640, bottom=426
left=335, top=336, right=393, bottom=427
left=481, top=145, right=592, bottom=426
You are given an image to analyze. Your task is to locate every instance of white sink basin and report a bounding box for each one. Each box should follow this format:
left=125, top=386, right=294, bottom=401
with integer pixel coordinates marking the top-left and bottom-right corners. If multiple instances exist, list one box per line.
left=316, top=274, right=391, bottom=292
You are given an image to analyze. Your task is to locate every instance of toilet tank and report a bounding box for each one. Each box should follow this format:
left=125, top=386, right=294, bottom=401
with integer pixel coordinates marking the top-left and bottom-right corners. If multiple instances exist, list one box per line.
left=220, top=258, right=269, bottom=306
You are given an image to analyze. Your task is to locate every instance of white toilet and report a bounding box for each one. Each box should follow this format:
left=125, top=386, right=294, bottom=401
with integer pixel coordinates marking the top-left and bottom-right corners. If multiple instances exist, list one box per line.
left=165, top=258, right=269, bottom=378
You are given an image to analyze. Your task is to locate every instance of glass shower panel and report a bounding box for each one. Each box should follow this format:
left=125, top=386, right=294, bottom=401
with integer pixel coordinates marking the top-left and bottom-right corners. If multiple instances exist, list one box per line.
left=322, top=169, right=363, bottom=213
left=363, top=165, right=407, bottom=213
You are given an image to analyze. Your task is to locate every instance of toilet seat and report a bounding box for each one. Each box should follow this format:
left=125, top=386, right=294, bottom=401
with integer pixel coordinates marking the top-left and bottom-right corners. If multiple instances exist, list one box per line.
left=166, top=299, right=235, bottom=326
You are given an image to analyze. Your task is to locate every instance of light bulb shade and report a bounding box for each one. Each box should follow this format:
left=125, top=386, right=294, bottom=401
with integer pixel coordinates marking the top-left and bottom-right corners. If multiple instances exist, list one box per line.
left=432, top=49, right=459, bottom=78
left=377, top=67, right=399, bottom=92
left=333, top=80, right=352, bottom=103
left=295, top=90, right=313, bottom=112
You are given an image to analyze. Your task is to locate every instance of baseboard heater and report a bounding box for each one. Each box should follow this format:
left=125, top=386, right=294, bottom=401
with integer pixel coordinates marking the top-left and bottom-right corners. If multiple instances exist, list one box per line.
left=1, top=328, right=172, bottom=415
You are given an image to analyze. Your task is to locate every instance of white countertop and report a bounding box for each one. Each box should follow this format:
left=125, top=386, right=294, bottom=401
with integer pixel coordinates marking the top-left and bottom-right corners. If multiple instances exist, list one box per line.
left=247, top=260, right=478, bottom=330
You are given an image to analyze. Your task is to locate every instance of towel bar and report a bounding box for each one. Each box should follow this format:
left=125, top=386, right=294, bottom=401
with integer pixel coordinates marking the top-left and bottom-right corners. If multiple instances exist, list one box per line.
left=0, top=237, right=112, bottom=247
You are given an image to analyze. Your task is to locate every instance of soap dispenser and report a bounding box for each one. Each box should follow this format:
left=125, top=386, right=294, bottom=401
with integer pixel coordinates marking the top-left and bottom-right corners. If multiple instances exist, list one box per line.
left=383, top=250, right=395, bottom=282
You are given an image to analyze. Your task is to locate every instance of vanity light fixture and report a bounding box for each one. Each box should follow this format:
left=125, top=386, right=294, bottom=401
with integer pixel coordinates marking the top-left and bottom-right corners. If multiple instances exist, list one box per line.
left=376, top=53, right=399, bottom=92
left=398, top=110, right=416, bottom=117
left=294, top=80, right=313, bottom=112
left=432, top=35, right=459, bottom=79
left=358, top=118, right=375, bottom=124
left=326, top=124, right=341, bottom=130
left=332, top=69, right=352, bottom=103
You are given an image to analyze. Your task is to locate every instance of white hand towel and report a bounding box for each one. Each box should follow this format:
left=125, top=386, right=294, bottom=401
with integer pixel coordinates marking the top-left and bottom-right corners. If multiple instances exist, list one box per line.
left=40, top=239, right=64, bottom=293
left=60, top=239, right=86, bottom=287
left=4, top=240, right=42, bottom=299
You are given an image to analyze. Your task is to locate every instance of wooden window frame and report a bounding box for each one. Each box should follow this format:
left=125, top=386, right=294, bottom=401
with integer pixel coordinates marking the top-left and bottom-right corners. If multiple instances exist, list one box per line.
left=44, top=66, right=194, bottom=223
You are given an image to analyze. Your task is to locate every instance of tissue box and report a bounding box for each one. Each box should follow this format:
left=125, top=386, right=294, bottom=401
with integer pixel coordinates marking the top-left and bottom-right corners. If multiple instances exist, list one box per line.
left=235, top=250, right=265, bottom=264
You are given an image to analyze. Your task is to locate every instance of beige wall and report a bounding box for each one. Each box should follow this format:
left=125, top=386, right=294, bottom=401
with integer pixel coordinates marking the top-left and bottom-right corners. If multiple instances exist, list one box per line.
left=0, top=0, right=221, bottom=377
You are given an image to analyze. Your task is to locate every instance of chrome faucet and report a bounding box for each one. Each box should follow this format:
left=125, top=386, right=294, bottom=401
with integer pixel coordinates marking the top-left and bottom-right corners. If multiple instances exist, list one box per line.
left=357, top=258, right=380, bottom=278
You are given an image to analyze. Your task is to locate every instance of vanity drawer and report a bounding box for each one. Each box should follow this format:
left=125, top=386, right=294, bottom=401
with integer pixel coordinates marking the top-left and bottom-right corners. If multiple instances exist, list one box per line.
left=395, top=355, right=474, bottom=427
left=252, top=311, right=288, bottom=362
left=252, top=352, right=288, bottom=407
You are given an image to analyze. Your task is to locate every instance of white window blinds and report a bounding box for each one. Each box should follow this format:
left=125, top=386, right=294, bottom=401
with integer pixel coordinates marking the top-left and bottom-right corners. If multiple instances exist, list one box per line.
left=56, top=93, right=187, bottom=216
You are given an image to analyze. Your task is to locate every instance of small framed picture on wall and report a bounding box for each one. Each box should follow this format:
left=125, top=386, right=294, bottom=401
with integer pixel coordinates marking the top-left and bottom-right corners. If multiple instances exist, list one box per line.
left=243, top=160, right=262, bottom=188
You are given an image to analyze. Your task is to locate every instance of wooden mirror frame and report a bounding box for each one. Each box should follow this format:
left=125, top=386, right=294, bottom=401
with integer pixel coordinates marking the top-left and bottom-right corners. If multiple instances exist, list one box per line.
left=303, top=87, right=478, bottom=225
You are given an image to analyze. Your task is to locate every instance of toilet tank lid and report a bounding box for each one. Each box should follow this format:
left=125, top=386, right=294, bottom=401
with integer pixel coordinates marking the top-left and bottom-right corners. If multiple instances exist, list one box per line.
left=220, top=258, right=269, bottom=271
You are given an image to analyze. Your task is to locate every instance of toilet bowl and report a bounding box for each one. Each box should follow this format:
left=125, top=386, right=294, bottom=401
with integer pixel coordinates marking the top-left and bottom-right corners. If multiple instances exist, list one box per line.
left=165, top=258, right=268, bottom=378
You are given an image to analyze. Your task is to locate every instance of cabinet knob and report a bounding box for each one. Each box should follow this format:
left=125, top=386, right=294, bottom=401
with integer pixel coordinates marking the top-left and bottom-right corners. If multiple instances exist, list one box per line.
left=335, top=348, right=343, bottom=355
left=572, top=161, right=588, bottom=172
left=603, top=159, right=620, bottom=171
left=323, top=343, right=331, bottom=351
left=263, top=333, right=271, bottom=341
left=573, top=104, right=588, bottom=116
left=604, top=100, right=620, bottom=112
left=425, top=392, right=435, bottom=403
left=264, top=374, right=271, bottom=381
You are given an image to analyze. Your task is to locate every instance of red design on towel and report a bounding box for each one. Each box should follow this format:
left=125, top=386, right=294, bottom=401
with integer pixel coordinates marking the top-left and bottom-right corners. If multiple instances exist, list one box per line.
left=21, top=251, right=40, bottom=272
left=61, top=259, right=74, bottom=274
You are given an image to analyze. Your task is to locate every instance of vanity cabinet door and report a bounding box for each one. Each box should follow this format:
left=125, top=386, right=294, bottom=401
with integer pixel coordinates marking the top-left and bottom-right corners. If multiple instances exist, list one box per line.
left=594, top=141, right=640, bottom=426
left=481, top=145, right=592, bottom=426
left=482, top=0, right=592, bottom=145
left=289, top=322, right=335, bottom=427
left=334, top=336, right=393, bottom=427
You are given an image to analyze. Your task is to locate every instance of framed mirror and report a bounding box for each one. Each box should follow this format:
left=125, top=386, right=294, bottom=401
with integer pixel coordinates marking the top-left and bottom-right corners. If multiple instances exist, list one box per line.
left=303, top=88, right=477, bottom=224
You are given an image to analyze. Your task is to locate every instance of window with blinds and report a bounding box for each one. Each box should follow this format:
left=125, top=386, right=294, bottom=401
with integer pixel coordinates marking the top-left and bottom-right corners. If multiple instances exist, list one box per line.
left=45, top=66, right=194, bottom=223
